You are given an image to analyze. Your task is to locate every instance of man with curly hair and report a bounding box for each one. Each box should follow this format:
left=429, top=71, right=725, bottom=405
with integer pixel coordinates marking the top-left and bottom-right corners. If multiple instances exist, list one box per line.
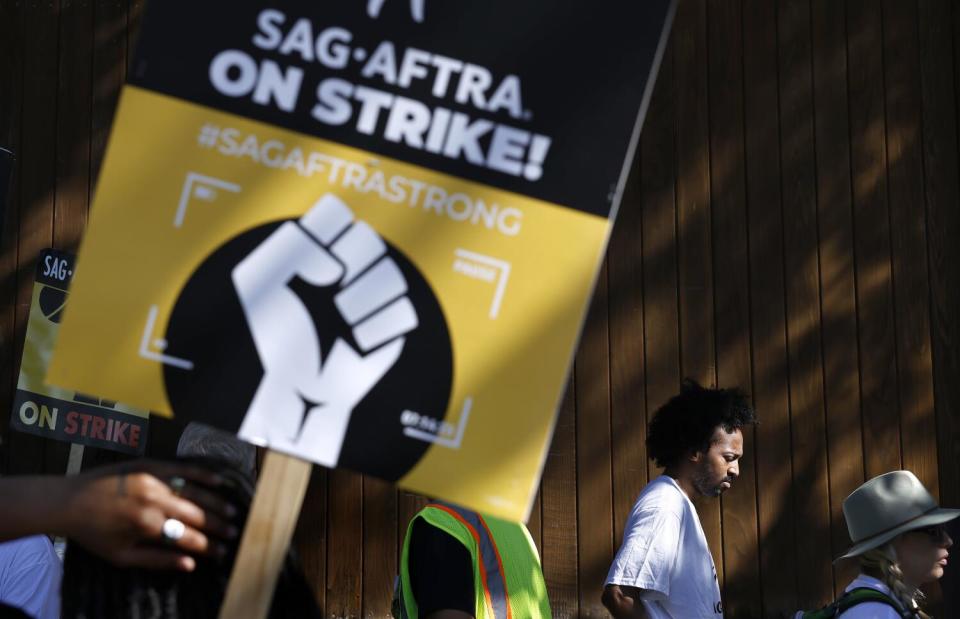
left=601, top=380, right=757, bottom=618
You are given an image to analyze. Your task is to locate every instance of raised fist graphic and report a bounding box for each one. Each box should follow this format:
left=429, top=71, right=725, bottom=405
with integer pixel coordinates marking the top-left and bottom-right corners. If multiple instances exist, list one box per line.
left=367, top=0, right=425, bottom=22
left=164, top=192, right=453, bottom=479
left=231, top=194, right=418, bottom=466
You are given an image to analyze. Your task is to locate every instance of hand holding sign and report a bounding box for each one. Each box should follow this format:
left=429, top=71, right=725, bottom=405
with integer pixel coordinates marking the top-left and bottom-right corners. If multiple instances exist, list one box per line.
left=0, top=460, right=238, bottom=572
left=233, top=194, right=418, bottom=466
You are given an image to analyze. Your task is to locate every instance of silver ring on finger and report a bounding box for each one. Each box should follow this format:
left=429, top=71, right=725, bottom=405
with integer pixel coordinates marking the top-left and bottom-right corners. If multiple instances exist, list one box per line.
left=161, top=518, right=186, bottom=543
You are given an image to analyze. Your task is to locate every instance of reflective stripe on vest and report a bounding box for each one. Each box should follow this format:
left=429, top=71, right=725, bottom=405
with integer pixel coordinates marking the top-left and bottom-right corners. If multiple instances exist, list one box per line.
left=428, top=503, right=513, bottom=619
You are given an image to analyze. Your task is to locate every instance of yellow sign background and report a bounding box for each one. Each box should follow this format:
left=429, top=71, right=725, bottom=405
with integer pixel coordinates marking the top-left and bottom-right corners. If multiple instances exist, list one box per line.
left=49, top=87, right=609, bottom=519
left=22, top=281, right=148, bottom=421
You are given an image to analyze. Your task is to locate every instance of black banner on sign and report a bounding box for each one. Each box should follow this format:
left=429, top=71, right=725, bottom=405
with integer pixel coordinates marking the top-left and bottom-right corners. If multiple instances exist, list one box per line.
left=128, top=0, right=674, bottom=217
left=11, top=390, right=148, bottom=455
left=35, top=248, right=76, bottom=288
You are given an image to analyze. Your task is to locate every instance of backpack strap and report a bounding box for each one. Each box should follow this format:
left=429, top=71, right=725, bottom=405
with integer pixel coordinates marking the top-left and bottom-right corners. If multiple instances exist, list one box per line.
left=835, top=587, right=915, bottom=618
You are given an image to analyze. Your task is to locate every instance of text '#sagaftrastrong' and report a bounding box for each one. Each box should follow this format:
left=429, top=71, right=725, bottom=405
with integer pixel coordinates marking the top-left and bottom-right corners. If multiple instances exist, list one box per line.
left=197, top=124, right=524, bottom=237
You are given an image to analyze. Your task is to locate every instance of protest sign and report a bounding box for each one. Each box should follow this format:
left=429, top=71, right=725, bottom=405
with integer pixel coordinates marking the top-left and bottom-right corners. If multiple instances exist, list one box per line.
left=12, top=249, right=149, bottom=455
left=49, top=0, right=676, bottom=520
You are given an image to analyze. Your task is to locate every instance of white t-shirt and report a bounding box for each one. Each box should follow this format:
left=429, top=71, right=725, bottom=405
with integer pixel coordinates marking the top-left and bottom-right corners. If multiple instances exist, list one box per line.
left=605, top=475, right=722, bottom=618
left=836, top=574, right=912, bottom=619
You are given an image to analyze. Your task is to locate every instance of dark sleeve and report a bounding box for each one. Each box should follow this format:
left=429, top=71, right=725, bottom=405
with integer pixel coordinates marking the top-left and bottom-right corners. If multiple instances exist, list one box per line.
left=408, top=517, right=475, bottom=617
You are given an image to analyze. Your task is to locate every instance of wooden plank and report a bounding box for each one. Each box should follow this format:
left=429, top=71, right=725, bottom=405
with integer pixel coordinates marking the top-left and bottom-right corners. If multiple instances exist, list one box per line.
left=0, top=0, right=23, bottom=477
left=293, top=467, right=327, bottom=612
left=608, top=139, right=647, bottom=547
left=220, top=451, right=312, bottom=619
left=810, top=0, right=866, bottom=598
left=54, top=0, right=92, bottom=254
left=742, top=2, right=798, bottom=614
left=89, top=0, right=126, bottom=195
left=0, top=3, right=21, bottom=146
left=575, top=259, right=613, bottom=618
left=362, top=475, right=396, bottom=618
left=126, top=0, right=143, bottom=70
left=920, top=0, right=960, bottom=512
left=881, top=0, right=939, bottom=495
left=10, top=0, right=59, bottom=476
left=777, top=0, right=834, bottom=609
left=919, top=2, right=960, bottom=613
left=639, top=36, right=680, bottom=488
left=0, top=0, right=20, bottom=144
left=879, top=15, right=943, bottom=609
left=705, top=1, right=761, bottom=616
left=326, top=469, right=363, bottom=617
left=540, top=376, right=578, bottom=617
left=846, top=0, right=902, bottom=478
left=673, top=0, right=723, bottom=583
left=956, top=0, right=960, bottom=163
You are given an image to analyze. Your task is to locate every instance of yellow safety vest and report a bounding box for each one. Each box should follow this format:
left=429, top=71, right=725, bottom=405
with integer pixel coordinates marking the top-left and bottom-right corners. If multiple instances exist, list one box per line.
left=397, top=503, right=552, bottom=619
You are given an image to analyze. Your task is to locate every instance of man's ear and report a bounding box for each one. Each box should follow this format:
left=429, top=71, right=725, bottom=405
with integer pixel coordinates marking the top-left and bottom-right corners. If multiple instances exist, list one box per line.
left=687, top=449, right=703, bottom=463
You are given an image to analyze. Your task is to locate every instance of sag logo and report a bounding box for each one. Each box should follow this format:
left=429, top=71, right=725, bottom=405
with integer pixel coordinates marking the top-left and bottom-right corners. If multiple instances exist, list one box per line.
left=162, top=194, right=453, bottom=480
left=366, top=0, right=425, bottom=22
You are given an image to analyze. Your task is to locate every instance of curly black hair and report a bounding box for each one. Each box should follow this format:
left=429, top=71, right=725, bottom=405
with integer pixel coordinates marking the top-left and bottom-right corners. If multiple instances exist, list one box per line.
left=646, top=379, right=757, bottom=468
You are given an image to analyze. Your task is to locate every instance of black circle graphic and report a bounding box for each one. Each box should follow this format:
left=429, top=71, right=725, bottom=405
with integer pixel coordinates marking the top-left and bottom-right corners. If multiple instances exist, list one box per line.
left=39, top=286, right=67, bottom=323
left=163, top=220, right=453, bottom=481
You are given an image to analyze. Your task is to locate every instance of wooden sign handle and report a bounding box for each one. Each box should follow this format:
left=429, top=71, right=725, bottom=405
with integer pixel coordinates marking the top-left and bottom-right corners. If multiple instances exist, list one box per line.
left=219, top=450, right=312, bottom=619
left=65, top=443, right=85, bottom=475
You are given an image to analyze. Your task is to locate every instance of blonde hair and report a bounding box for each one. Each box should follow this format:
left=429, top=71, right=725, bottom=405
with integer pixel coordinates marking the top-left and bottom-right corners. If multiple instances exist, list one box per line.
left=859, top=544, right=929, bottom=618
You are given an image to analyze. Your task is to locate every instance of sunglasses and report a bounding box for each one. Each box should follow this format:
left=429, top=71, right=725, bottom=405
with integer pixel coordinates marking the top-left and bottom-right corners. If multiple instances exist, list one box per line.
left=908, top=524, right=949, bottom=543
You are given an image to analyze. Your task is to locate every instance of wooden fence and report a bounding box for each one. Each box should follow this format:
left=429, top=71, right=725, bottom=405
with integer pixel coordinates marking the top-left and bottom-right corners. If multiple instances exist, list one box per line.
left=1, top=1, right=959, bottom=617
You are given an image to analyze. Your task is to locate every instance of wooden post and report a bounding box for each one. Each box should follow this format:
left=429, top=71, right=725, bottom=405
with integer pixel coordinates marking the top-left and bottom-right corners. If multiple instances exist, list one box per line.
left=219, top=450, right=313, bottom=619
left=65, top=443, right=84, bottom=475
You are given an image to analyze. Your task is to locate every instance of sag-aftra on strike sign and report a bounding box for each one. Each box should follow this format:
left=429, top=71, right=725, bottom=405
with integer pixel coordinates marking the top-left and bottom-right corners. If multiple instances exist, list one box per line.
left=13, top=249, right=150, bottom=455
left=49, top=0, right=675, bottom=520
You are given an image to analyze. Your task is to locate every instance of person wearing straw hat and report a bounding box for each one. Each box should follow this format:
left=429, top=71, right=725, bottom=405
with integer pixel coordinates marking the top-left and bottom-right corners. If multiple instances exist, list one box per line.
left=812, top=470, right=957, bottom=618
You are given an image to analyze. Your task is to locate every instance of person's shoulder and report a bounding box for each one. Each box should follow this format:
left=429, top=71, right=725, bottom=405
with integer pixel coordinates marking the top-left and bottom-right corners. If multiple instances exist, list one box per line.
left=837, top=601, right=903, bottom=619
left=0, top=536, right=55, bottom=562
left=837, top=577, right=905, bottom=619
left=634, top=476, right=687, bottom=512
left=0, top=535, right=60, bottom=587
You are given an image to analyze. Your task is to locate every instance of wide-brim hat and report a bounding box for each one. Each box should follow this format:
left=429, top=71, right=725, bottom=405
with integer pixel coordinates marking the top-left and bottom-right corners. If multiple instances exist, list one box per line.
left=838, top=470, right=960, bottom=560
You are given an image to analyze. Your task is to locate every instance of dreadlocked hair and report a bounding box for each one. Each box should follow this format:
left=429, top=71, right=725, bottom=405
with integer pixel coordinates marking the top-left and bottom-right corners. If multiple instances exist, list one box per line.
left=60, top=456, right=322, bottom=619
left=646, top=379, right=757, bottom=469
left=860, top=544, right=930, bottom=619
